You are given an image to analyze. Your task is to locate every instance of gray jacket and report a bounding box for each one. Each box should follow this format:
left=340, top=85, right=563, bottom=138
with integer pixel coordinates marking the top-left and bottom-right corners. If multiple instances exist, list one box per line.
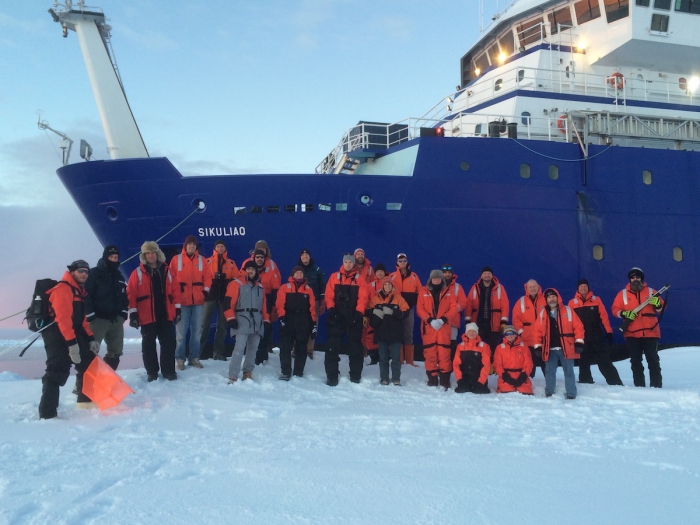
left=228, top=278, right=266, bottom=335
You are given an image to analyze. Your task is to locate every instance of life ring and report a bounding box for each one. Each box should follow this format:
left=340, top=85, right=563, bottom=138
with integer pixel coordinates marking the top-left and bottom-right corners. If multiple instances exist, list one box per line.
left=607, top=72, right=624, bottom=91
left=557, top=114, right=568, bottom=135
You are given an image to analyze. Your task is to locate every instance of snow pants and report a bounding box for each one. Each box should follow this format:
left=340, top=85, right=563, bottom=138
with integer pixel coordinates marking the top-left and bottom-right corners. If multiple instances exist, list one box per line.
left=141, top=318, right=177, bottom=378
left=577, top=341, right=623, bottom=385
left=626, top=337, right=661, bottom=388
left=230, top=333, right=261, bottom=379
left=325, top=311, right=363, bottom=383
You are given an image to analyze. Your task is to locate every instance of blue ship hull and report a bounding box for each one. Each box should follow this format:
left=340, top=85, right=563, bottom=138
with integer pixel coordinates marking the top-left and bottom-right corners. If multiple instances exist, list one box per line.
left=57, top=136, right=699, bottom=346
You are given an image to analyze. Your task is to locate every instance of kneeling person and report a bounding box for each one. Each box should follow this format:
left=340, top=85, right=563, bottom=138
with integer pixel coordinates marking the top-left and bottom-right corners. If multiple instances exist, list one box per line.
left=494, top=325, right=533, bottom=395
left=453, top=323, right=490, bottom=394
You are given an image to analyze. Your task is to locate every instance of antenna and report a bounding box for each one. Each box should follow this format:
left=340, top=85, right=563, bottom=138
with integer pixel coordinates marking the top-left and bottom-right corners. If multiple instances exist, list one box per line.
left=37, top=112, right=74, bottom=165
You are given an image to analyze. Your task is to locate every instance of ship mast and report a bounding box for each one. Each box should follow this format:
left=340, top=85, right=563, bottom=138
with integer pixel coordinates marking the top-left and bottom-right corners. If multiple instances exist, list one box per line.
left=48, top=1, right=148, bottom=160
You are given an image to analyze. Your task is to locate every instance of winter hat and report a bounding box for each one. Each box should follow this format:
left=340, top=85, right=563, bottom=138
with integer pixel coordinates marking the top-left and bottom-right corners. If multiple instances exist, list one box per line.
left=465, top=322, right=479, bottom=334
left=628, top=267, right=645, bottom=281
left=300, top=248, right=311, bottom=256
left=343, top=254, right=355, bottom=263
left=140, top=241, right=166, bottom=264
left=254, top=249, right=267, bottom=258
left=290, top=265, right=304, bottom=277
left=354, top=248, right=365, bottom=258
left=577, top=278, right=589, bottom=287
left=429, top=269, right=443, bottom=280
left=543, top=288, right=558, bottom=298
left=183, top=235, right=198, bottom=248
left=380, top=276, right=393, bottom=289
left=214, top=239, right=226, bottom=249
left=103, top=245, right=119, bottom=259
left=375, top=263, right=387, bottom=274
left=481, top=266, right=493, bottom=274
left=67, top=259, right=90, bottom=272
left=502, top=325, right=517, bottom=335
left=441, top=264, right=453, bottom=272
left=243, top=260, right=258, bottom=271
left=396, top=253, right=407, bottom=261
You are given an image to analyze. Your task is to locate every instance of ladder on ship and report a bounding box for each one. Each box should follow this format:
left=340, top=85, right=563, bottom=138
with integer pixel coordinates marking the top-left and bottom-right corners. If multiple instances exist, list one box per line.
left=333, top=154, right=360, bottom=175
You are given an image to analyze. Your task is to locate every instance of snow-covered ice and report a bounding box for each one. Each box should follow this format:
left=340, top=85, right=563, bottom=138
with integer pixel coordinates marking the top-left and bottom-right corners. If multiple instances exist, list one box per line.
left=1, top=340, right=699, bottom=525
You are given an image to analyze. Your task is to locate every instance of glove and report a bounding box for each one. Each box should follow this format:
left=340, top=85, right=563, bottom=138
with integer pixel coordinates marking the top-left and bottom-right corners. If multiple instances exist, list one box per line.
left=500, top=322, right=507, bottom=332
left=174, top=308, right=182, bottom=325
left=621, top=310, right=637, bottom=321
left=574, top=342, right=584, bottom=354
left=279, top=317, right=286, bottom=327
left=363, top=316, right=369, bottom=328
left=501, top=373, right=515, bottom=386
left=129, top=312, right=140, bottom=329
left=648, top=296, right=661, bottom=308
left=606, top=332, right=614, bottom=345
left=372, top=308, right=385, bottom=319
left=515, top=372, right=528, bottom=386
left=426, top=317, right=435, bottom=325
left=68, top=344, right=81, bottom=364
left=89, top=340, right=100, bottom=355
left=430, top=319, right=443, bottom=331
left=203, top=290, right=209, bottom=300
left=310, top=325, right=317, bottom=340
left=382, top=306, right=394, bottom=316
left=533, top=345, right=542, bottom=359
left=227, top=318, right=238, bottom=330
left=440, top=317, right=448, bottom=324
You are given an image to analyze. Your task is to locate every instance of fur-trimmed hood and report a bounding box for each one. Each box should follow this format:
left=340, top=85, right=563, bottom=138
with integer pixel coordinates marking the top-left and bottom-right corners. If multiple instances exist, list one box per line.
left=139, top=241, right=166, bottom=265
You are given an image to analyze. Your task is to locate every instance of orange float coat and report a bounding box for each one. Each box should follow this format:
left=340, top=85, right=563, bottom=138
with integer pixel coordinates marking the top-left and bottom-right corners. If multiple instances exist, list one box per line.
left=169, top=248, right=213, bottom=306
left=275, top=277, right=317, bottom=322
left=453, top=333, right=490, bottom=384
left=238, top=256, right=282, bottom=295
left=416, top=283, right=458, bottom=373
left=355, top=257, right=374, bottom=284
left=512, top=284, right=545, bottom=347
left=568, top=289, right=613, bottom=336
left=363, top=278, right=382, bottom=350
left=389, top=269, right=422, bottom=309
left=205, top=249, right=239, bottom=302
left=466, top=276, right=509, bottom=331
left=445, top=275, right=468, bottom=328
left=324, top=265, right=369, bottom=314
left=127, top=263, right=182, bottom=325
left=494, top=336, right=534, bottom=394
left=611, top=283, right=664, bottom=339
left=47, top=271, right=94, bottom=347
left=533, top=289, right=585, bottom=361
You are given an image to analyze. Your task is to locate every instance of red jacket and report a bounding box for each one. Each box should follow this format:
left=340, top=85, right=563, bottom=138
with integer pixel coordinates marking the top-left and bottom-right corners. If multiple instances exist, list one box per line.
left=494, top=336, right=533, bottom=394
left=416, top=283, right=458, bottom=350
left=389, top=269, right=421, bottom=309
left=512, top=284, right=545, bottom=347
left=169, top=249, right=213, bottom=306
left=356, top=257, right=374, bottom=284
left=612, top=283, right=663, bottom=339
left=205, top=249, right=239, bottom=303
left=325, top=265, right=369, bottom=314
left=466, top=276, right=509, bottom=332
left=47, top=271, right=94, bottom=346
left=127, top=263, right=182, bottom=325
left=533, top=289, right=585, bottom=360
left=445, top=275, right=468, bottom=328
left=239, top=256, right=282, bottom=295
left=275, top=277, right=317, bottom=322
left=568, top=290, right=613, bottom=339
left=453, top=333, right=490, bottom=384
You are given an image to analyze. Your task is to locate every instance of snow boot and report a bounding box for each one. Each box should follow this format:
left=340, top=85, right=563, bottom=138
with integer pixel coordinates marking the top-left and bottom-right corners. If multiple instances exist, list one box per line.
left=368, top=350, right=379, bottom=365
left=189, top=358, right=203, bottom=369
left=104, top=353, right=120, bottom=371
left=176, top=359, right=186, bottom=371
left=242, top=371, right=253, bottom=381
left=439, top=372, right=452, bottom=391
left=426, top=370, right=439, bottom=387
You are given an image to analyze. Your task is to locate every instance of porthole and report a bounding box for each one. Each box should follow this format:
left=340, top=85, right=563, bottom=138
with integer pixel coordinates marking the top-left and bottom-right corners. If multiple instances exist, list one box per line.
left=105, top=206, right=118, bottom=221
left=673, top=247, right=683, bottom=262
left=192, top=198, right=206, bottom=212
left=460, top=161, right=470, bottom=171
left=643, top=170, right=652, bottom=185
left=520, top=164, right=531, bottom=179
left=593, top=245, right=604, bottom=261
left=548, top=165, right=559, bottom=180
left=358, top=194, right=373, bottom=207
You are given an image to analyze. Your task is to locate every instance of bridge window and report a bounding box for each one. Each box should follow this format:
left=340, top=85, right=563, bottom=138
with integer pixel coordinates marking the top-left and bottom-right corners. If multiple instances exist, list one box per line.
left=675, top=0, right=700, bottom=13
left=472, top=52, right=490, bottom=76
left=487, top=43, right=501, bottom=65
left=499, top=30, right=515, bottom=56
left=520, top=164, right=531, bottom=179
left=650, top=14, right=669, bottom=31
left=643, top=170, right=652, bottom=185
left=593, top=245, right=604, bottom=260
left=517, top=17, right=545, bottom=47
left=604, top=0, right=629, bottom=22
left=636, top=0, right=650, bottom=5
left=574, top=0, right=602, bottom=24
left=548, top=6, right=573, bottom=34
left=653, top=0, right=671, bottom=9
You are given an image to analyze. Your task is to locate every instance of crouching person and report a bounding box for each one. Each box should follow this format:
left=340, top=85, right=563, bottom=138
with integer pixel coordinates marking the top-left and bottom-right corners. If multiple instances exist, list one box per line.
left=224, top=261, right=269, bottom=382
left=276, top=266, right=317, bottom=380
left=494, top=325, right=533, bottom=395
left=368, top=277, right=409, bottom=386
left=39, top=260, right=100, bottom=418
left=453, top=323, right=490, bottom=394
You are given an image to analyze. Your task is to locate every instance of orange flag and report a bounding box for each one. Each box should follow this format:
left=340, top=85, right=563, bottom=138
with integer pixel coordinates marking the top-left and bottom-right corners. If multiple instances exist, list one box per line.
left=82, top=357, right=135, bottom=410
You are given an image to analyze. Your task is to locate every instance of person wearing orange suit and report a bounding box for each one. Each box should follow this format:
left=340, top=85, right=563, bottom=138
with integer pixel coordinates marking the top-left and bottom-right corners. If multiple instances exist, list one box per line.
left=568, top=279, right=623, bottom=386
left=512, top=279, right=546, bottom=378
left=390, top=253, right=421, bottom=366
left=417, top=269, right=458, bottom=389
left=169, top=235, right=212, bottom=370
left=353, top=248, right=374, bottom=284
left=128, top=241, right=182, bottom=382
left=466, top=266, right=509, bottom=356
left=368, top=276, right=409, bottom=385
left=363, top=263, right=387, bottom=365
left=612, top=267, right=665, bottom=388
left=494, top=325, right=534, bottom=395
left=324, top=254, right=369, bottom=386
left=200, top=239, right=239, bottom=361
left=275, top=266, right=317, bottom=380
left=534, top=288, right=585, bottom=399
left=442, top=264, right=468, bottom=360
left=239, top=241, right=282, bottom=365
left=453, top=323, right=490, bottom=394
left=38, top=260, right=100, bottom=419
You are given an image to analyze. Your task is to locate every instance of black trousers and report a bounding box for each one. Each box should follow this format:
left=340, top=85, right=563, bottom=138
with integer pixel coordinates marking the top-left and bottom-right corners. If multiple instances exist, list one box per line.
left=39, top=325, right=94, bottom=418
left=325, top=314, right=363, bottom=382
left=627, top=337, right=662, bottom=388
left=578, top=341, right=623, bottom=385
left=141, top=318, right=176, bottom=377
left=478, top=328, right=501, bottom=361
left=279, top=323, right=310, bottom=377
left=455, top=372, right=490, bottom=394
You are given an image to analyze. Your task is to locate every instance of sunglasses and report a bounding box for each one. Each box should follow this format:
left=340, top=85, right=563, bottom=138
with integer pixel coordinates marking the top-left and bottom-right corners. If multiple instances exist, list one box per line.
left=442, top=266, right=452, bottom=271
left=397, top=259, right=407, bottom=263
left=504, top=332, right=516, bottom=337
left=74, top=269, right=89, bottom=274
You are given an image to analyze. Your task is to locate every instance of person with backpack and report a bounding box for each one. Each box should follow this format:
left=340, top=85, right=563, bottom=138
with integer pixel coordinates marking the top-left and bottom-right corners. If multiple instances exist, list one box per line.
left=84, top=245, right=128, bottom=371
left=38, top=260, right=100, bottom=419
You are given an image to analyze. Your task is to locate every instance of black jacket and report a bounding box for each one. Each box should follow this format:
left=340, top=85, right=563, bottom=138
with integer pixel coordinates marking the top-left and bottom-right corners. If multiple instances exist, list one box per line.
left=300, top=258, right=326, bottom=301
left=368, top=292, right=407, bottom=344
left=85, top=258, right=129, bottom=321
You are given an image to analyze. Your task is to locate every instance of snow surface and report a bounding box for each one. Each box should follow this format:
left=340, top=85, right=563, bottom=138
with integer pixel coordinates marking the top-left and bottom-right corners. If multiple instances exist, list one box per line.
left=1, top=342, right=699, bottom=525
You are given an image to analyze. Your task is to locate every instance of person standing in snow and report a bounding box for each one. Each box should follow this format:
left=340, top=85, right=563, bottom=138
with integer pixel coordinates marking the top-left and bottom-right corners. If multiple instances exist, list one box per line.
left=298, top=248, right=325, bottom=360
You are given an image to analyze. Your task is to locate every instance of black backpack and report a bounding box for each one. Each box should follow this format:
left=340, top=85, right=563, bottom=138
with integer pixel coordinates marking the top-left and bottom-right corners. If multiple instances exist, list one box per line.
left=25, top=279, right=61, bottom=332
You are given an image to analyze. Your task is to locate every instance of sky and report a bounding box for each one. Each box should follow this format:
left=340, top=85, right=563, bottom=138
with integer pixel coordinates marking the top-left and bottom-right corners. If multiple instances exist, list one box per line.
left=0, top=1, right=489, bottom=328
left=1, top=343, right=699, bottom=523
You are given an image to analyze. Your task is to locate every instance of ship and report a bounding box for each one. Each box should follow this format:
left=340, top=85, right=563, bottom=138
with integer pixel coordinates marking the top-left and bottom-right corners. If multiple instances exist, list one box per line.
left=48, top=0, right=699, bottom=347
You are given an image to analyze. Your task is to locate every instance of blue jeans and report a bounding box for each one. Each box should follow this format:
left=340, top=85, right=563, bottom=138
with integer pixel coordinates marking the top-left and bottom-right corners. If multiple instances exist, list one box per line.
left=545, top=349, right=577, bottom=398
left=377, top=341, right=402, bottom=382
left=175, top=304, right=204, bottom=361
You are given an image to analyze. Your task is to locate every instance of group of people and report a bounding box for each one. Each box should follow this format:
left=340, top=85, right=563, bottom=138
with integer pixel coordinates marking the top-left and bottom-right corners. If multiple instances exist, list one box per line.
left=37, top=238, right=666, bottom=419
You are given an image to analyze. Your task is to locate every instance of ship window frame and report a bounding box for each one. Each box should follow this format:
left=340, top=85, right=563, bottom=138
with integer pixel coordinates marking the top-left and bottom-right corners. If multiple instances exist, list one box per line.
left=472, top=52, right=491, bottom=77
left=673, top=247, right=683, bottom=261
left=318, top=203, right=332, bottom=212
left=285, top=204, right=297, bottom=213
left=548, top=6, right=574, bottom=34
left=653, top=0, right=671, bottom=9
left=516, top=17, right=546, bottom=47
left=520, top=164, right=531, bottom=179
left=675, top=0, right=700, bottom=14
left=233, top=206, right=246, bottom=215
left=494, top=78, right=503, bottom=91
left=642, top=169, right=653, bottom=185
left=301, top=203, right=314, bottom=212
left=487, top=43, right=501, bottom=65
left=574, top=0, right=602, bottom=24
left=548, top=165, right=560, bottom=180
left=636, top=0, right=650, bottom=5
left=521, top=112, right=532, bottom=126
left=335, top=203, right=348, bottom=211
left=267, top=205, right=280, bottom=213
left=593, top=245, right=604, bottom=260
left=604, top=0, right=629, bottom=22
left=250, top=206, right=263, bottom=214
left=499, top=29, right=515, bottom=57
left=386, top=203, right=402, bottom=211
left=650, top=13, right=670, bottom=31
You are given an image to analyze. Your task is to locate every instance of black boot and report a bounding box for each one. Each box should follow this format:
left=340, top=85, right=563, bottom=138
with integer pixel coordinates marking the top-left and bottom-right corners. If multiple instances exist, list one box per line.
left=439, top=372, right=452, bottom=391
left=39, top=378, right=60, bottom=419
left=368, top=350, right=379, bottom=365
left=104, top=354, right=120, bottom=371
left=426, top=370, right=438, bottom=387
left=72, top=374, right=83, bottom=395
